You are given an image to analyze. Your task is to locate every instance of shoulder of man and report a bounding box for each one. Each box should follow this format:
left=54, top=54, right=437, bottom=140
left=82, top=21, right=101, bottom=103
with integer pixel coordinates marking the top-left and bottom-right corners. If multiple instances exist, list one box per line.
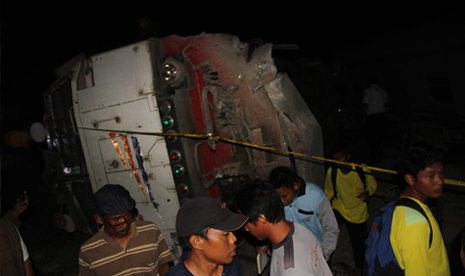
left=134, top=220, right=164, bottom=237
left=305, top=181, right=324, bottom=192
left=325, top=166, right=332, bottom=174
left=391, top=200, right=433, bottom=252
left=403, top=207, right=428, bottom=225
left=395, top=203, right=428, bottom=226
left=165, top=262, right=187, bottom=276
left=351, top=164, right=369, bottom=182
left=303, top=182, right=326, bottom=199
left=165, top=253, right=190, bottom=276
left=293, top=222, right=318, bottom=240
left=134, top=219, right=158, bottom=227
left=79, top=230, right=106, bottom=253
left=0, top=217, right=17, bottom=232
left=357, top=163, right=370, bottom=172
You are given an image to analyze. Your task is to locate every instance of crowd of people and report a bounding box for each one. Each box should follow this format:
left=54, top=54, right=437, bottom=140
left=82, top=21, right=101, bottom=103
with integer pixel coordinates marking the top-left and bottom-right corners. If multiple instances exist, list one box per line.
left=72, top=143, right=452, bottom=276
left=1, top=143, right=456, bottom=276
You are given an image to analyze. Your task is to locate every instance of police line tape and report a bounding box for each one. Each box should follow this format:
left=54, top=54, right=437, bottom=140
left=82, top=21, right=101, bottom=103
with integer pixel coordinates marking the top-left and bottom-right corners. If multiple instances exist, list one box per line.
left=79, top=127, right=465, bottom=188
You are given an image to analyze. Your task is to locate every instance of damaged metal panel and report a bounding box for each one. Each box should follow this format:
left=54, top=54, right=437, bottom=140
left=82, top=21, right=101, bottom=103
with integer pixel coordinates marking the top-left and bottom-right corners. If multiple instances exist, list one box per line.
left=265, top=73, right=325, bottom=187
left=160, top=33, right=324, bottom=190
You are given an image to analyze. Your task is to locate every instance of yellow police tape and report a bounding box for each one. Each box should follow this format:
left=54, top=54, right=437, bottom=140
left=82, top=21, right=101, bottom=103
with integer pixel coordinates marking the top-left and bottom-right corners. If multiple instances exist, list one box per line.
left=80, top=127, right=465, bottom=188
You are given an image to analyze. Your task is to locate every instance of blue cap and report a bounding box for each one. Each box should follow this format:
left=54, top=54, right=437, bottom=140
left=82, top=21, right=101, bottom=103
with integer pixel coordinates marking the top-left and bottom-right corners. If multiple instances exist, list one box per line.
left=93, top=184, right=136, bottom=215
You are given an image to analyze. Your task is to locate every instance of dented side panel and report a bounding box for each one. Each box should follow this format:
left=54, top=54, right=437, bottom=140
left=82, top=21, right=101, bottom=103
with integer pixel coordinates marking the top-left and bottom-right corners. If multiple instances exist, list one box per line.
left=158, top=33, right=324, bottom=190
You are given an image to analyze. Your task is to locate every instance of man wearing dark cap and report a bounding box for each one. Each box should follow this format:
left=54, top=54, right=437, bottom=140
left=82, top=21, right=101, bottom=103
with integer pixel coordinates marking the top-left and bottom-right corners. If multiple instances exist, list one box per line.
left=166, top=197, right=249, bottom=276
left=78, top=184, right=173, bottom=276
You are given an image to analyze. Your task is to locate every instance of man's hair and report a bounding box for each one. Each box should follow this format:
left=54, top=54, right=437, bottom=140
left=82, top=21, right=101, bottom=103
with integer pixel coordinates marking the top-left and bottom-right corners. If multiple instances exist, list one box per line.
left=179, top=227, right=209, bottom=252
left=268, top=166, right=297, bottom=189
left=330, top=140, right=351, bottom=156
left=366, top=75, right=377, bottom=86
left=234, top=180, right=284, bottom=224
left=394, top=142, right=446, bottom=182
left=93, top=184, right=136, bottom=216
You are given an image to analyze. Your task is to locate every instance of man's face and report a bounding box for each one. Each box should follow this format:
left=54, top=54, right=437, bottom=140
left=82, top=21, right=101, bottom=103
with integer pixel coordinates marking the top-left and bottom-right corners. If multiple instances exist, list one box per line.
left=138, top=18, right=151, bottom=29
left=201, top=228, right=237, bottom=264
left=244, top=221, right=267, bottom=241
left=98, top=211, right=135, bottom=239
left=333, top=151, right=351, bottom=172
left=276, top=183, right=299, bottom=206
left=409, top=162, right=445, bottom=201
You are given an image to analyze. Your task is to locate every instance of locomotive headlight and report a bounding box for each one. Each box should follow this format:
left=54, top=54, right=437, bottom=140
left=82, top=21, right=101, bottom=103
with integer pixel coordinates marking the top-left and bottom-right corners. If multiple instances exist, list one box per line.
left=162, top=63, right=179, bottom=82
left=160, top=58, right=186, bottom=86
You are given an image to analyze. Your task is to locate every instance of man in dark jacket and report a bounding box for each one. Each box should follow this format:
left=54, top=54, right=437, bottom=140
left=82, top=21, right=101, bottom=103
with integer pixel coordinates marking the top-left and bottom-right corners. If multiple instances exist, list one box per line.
left=166, top=197, right=248, bottom=276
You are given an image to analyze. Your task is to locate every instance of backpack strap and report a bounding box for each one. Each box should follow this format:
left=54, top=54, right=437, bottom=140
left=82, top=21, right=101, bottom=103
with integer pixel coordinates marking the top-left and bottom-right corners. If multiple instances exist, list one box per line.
left=355, top=165, right=367, bottom=190
left=395, top=198, right=433, bottom=248
left=331, top=165, right=367, bottom=199
left=331, top=167, right=338, bottom=199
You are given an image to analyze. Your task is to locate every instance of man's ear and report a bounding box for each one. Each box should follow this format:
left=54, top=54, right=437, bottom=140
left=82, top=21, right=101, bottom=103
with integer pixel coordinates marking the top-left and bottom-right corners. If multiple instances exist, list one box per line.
left=189, top=235, right=204, bottom=250
left=257, top=214, right=268, bottom=224
left=404, top=174, right=416, bottom=186
left=95, top=214, right=104, bottom=225
left=293, top=181, right=300, bottom=191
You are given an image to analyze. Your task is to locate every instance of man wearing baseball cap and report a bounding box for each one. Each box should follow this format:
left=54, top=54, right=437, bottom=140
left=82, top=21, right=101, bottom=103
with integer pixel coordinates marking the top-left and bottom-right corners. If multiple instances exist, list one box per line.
left=166, top=197, right=249, bottom=276
left=78, top=184, right=173, bottom=276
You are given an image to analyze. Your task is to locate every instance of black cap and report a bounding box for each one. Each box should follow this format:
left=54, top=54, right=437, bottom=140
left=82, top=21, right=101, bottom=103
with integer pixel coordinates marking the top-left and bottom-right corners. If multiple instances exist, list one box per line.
left=93, top=184, right=136, bottom=215
left=176, top=197, right=249, bottom=237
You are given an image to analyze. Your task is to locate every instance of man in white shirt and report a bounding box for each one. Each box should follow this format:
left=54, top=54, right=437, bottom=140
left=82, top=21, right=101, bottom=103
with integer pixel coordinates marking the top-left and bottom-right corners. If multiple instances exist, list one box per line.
left=235, top=180, right=332, bottom=276
left=363, top=75, right=388, bottom=162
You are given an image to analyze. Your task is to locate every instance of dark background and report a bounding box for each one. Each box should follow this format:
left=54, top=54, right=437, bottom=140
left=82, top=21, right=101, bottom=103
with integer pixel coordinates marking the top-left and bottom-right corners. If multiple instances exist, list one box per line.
left=3, top=1, right=464, bottom=130
left=2, top=1, right=465, bottom=275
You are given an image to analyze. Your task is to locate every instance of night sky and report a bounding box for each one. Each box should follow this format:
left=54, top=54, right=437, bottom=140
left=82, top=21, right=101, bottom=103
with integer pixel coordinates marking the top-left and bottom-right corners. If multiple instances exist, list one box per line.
left=2, top=1, right=464, bottom=132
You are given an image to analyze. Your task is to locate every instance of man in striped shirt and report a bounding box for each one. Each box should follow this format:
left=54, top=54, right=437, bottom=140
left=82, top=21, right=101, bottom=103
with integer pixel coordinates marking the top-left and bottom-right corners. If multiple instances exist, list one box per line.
left=79, top=184, right=173, bottom=275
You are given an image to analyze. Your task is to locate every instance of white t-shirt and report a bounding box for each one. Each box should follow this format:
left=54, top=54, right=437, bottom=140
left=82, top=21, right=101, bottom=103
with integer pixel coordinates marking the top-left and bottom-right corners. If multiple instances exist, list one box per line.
left=271, top=222, right=332, bottom=276
left=16, top=228, right=30, bottom=261
left=363, top=84, right=388, bottom=115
